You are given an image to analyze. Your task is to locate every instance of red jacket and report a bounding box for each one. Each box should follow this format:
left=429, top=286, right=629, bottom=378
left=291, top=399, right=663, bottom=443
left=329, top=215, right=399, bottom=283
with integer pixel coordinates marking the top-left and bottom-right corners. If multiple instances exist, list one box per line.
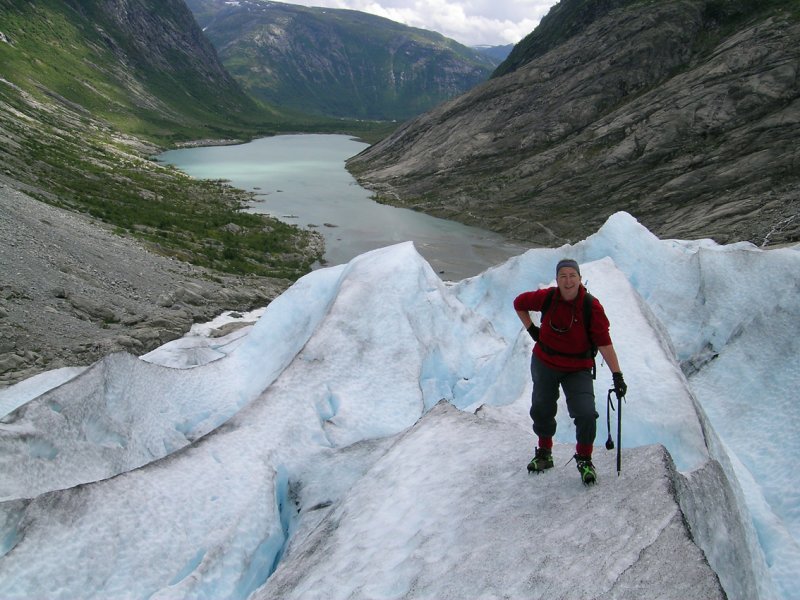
left=514, top=285, right=612, bottom=372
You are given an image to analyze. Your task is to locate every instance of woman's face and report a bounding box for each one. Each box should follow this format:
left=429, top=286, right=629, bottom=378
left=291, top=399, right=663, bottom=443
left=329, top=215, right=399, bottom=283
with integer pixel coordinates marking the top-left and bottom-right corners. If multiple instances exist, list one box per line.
left=557, top=267, right=581, bottom=301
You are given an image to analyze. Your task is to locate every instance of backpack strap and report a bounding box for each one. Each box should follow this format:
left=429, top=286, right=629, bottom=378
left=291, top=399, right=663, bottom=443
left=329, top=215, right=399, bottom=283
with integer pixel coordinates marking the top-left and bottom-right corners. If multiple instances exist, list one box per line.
left=584, top=292, right=597, bottom=380
left=583, top=292, right=596, bottom=353
left=540, top=287, right=556, bottom=316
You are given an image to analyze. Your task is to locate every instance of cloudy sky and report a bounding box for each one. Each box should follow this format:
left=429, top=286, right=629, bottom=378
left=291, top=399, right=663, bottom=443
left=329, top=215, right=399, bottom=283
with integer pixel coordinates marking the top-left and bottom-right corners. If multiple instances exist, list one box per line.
left=279, top=0, right=560, bottom=47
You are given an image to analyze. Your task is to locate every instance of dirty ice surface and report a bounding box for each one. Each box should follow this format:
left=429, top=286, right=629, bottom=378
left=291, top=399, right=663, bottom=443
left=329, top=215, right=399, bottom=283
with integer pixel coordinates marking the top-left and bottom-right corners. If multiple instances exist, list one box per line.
left=0, top=212, right=797, bottom=599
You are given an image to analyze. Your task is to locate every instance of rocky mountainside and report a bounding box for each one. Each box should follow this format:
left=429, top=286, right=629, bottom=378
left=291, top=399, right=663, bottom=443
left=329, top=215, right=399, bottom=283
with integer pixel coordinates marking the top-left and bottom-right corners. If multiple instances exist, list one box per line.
left=348, top=0, right=800, bottom=247
left=493, top=0, right=636, bottom=78
left=0, top=0, right=325, bottom=386
left=185, top=0, right=500, bottom=120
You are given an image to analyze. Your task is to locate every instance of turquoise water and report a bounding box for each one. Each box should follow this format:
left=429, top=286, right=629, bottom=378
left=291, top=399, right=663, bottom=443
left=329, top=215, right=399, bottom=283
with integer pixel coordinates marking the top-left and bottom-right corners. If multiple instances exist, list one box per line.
left=157, top=134, right=528, bottom=280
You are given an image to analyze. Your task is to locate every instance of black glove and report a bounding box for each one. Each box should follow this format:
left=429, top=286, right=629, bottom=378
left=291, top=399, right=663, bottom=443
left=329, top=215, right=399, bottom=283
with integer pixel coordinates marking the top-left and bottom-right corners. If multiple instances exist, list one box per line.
left=612, top=372, right=627, bottom=397
left=526, top=323, right=540, bottom=341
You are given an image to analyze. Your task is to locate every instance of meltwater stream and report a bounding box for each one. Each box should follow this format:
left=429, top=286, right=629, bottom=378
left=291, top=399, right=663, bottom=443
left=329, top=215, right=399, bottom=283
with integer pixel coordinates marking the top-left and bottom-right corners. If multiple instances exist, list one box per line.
left=157, top=134, right=529, bottom=280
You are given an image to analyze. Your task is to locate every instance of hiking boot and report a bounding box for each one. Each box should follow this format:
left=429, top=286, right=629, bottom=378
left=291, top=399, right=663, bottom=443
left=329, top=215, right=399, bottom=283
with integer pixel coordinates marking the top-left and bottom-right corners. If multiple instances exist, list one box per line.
left=527, top=447, right=554, bottom=473
left=574, top=454, right=597, bottom=485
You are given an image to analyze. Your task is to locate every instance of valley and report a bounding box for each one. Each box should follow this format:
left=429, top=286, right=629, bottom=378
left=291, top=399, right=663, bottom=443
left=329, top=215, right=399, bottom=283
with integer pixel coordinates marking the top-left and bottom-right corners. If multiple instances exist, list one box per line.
left=1, top=0, right=797, bottom=387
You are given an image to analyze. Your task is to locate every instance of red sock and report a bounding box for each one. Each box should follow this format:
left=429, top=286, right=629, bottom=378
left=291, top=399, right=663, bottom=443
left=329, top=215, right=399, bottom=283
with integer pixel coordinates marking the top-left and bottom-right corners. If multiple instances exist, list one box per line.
left=538, top=436, right=553, bottom=450
left=576, top=443, right=593, bottom=457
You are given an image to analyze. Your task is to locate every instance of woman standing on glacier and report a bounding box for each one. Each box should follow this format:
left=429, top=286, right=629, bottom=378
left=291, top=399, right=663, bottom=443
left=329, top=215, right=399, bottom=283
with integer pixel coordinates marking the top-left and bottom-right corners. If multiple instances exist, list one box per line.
left=513, top=259, right=627, bottom=485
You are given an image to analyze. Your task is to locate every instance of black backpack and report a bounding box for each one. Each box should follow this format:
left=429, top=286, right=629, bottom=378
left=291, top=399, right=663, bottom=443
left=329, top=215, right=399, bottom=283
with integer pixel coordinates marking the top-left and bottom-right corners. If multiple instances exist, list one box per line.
left=539, top=288, right=598, bottom=377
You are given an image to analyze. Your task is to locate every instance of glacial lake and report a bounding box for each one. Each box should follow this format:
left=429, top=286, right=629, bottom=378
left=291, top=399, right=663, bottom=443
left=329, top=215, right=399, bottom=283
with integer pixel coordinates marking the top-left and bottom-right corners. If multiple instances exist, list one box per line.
left=157, top=134, right=529, bottom=280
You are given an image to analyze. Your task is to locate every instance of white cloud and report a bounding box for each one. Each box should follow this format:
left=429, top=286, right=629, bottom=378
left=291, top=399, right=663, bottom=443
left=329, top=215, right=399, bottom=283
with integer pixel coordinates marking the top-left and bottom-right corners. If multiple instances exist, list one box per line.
left=281, top=0, right=558, bottom=46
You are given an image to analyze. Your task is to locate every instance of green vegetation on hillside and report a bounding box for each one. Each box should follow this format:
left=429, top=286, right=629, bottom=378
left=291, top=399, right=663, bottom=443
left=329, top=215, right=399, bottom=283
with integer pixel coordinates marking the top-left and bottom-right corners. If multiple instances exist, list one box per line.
left=0, top=83, right=318, bottom=278
left=0, top=0, right=394, bottom=279
left=0, top=0, right=261, bottom=140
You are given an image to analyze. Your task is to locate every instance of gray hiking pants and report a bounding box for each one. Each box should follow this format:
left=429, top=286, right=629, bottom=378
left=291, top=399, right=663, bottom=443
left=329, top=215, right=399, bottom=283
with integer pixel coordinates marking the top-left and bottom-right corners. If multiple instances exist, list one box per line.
left=529, top=353, right=597, bottom=446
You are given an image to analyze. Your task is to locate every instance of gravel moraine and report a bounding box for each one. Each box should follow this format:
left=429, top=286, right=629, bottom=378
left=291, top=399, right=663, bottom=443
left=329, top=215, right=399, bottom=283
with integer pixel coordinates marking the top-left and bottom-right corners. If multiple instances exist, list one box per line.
left=0, top=179, right=291, bottom=388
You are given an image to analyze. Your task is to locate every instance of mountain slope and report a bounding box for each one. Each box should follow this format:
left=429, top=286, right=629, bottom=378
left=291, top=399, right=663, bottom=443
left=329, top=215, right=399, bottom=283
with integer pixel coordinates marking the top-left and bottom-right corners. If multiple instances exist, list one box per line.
left=493, top=0, right=637, bottom=78
left=0, top=0, right=325, bottom=382
left=0, top=0, right=273, bottom=137
left=347, top=0, right=800, bottom=247
left=186, top=0, right=499, bottom=120
left=0, top=0, right=322, bottom=275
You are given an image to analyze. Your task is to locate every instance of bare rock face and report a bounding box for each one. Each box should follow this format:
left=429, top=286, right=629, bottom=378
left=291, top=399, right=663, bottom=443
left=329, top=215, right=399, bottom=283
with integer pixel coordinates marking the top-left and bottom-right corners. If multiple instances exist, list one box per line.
left=67, top=0, right=246, bottom=99
left=348, top=0, right=800, bottom=247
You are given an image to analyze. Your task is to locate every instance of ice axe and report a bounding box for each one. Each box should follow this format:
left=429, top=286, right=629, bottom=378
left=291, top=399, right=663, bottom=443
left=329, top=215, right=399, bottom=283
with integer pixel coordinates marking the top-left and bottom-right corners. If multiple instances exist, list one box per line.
left=605, top=387, right=625, bottom=475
